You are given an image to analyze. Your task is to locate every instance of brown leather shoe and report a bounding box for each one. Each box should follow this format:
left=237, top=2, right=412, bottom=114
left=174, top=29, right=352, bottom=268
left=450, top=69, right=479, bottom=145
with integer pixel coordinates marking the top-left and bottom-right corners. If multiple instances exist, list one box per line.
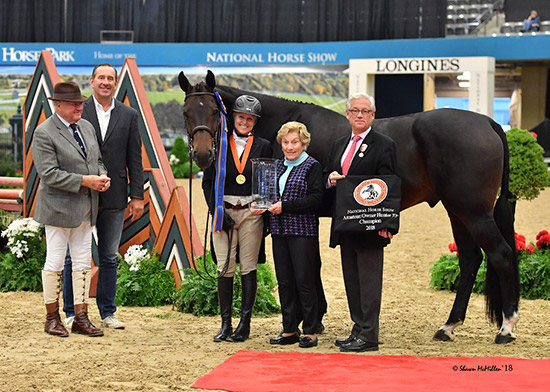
left=44, top=303, right=69, bottom=337
left=72, top=313, right=104, bottom=337
left=72, top=305, right=104, bottom=337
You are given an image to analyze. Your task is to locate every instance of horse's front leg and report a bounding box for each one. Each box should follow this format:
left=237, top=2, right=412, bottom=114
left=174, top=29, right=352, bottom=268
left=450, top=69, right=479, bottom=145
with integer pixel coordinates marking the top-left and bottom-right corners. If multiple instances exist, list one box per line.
left=433, top=216, right=483, bottom=342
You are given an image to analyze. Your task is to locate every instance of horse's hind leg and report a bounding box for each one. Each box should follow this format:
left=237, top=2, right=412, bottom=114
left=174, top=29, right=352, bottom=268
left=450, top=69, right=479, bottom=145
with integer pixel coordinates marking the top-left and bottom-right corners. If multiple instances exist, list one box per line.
left=443, top=211, right=519, bottom=344
left=433, top=214, right=483, bottom=342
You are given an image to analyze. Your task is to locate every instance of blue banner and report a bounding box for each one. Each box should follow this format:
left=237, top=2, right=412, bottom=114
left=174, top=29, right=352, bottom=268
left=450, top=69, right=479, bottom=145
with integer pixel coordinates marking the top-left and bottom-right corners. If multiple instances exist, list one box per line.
left=1, top=35, right=549, bottom=68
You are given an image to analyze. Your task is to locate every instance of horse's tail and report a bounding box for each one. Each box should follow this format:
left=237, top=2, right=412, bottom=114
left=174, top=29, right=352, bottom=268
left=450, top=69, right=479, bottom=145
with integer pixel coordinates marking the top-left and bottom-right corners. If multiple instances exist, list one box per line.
left=486, top=119, right=519, bottom=327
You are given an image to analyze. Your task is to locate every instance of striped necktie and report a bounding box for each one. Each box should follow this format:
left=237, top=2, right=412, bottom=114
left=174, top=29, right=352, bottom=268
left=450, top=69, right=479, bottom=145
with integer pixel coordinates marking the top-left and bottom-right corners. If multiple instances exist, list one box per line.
left=70, top=124, right=87, bottom=157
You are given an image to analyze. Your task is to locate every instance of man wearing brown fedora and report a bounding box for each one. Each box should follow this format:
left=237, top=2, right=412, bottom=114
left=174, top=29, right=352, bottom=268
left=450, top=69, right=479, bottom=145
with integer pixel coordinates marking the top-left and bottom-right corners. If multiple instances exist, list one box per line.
left=32, top=81, right=111, bottom=337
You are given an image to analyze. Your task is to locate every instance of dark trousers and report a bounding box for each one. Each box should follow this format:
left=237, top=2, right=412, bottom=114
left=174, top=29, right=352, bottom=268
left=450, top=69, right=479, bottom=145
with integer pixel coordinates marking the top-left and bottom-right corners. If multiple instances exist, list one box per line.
left=340, top=236, right=384, bottom=344
left=272, top=235, right=319, bottom=335
left=296, top=241, right=327, bottom=328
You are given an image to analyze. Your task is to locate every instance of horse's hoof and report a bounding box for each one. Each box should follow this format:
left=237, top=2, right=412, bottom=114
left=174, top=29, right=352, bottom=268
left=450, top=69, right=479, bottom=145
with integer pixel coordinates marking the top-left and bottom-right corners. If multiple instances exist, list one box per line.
left=433, top=329, right=453, bottom=342
left=494, top=333, right=516, bottom=344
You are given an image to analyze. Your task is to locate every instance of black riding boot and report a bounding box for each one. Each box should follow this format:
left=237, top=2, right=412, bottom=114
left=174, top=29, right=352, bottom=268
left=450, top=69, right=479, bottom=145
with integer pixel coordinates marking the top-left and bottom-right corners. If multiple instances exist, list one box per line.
left=230, top=270, right=257, bottom=342
left=214, top=276, right=234, bottom=342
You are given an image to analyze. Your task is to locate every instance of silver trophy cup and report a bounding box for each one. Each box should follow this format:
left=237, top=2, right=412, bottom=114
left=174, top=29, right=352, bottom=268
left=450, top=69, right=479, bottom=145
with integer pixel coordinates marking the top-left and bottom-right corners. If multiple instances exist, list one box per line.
left=251, top=158, right=279, bottom=209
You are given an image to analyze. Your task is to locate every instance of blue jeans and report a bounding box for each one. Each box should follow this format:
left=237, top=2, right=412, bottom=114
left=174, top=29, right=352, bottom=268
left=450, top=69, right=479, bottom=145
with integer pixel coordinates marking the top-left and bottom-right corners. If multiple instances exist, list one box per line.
left=63, top=208, right=125, bottom=318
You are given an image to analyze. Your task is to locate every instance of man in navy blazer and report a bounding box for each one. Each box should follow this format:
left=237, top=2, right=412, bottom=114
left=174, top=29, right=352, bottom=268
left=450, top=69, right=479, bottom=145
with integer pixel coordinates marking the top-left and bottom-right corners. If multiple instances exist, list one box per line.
left=63, top=64, right=144, bottom=330
left=324, top=92, right=398, bottom=352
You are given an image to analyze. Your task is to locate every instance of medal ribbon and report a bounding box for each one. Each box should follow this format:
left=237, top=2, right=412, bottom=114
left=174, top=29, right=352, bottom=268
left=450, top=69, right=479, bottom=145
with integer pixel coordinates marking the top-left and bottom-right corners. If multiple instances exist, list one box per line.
left=229, top=134, right=254, bottom=177
left=212, top=91, right=229, bottom=233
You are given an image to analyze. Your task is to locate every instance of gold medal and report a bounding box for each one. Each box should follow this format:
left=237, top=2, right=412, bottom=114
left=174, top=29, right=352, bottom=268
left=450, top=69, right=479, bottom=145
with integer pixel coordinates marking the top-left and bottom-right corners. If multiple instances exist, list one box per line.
left=236, top=174, right=246, bottom=184
left=230, top=134, right=253, bottom=187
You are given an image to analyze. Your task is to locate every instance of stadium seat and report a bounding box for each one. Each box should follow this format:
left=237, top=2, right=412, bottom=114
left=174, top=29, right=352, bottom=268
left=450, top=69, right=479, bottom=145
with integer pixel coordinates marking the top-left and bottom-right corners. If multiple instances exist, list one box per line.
left=454, top=25, right=468, bottom=35
left=455, top=14, right=467, bottom=24
left=541, top=21, right=550, bottom=32
left=500, top=23, right=513, bottom=34
left=456, top=5, right=467, bottom=13
left=479, top=4, right=491, bottom=13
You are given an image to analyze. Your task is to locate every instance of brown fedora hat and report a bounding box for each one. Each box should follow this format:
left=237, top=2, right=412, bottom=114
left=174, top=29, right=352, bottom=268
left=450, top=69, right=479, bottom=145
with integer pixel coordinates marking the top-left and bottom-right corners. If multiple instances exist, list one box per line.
left=48, top=81, right=87, bottom=102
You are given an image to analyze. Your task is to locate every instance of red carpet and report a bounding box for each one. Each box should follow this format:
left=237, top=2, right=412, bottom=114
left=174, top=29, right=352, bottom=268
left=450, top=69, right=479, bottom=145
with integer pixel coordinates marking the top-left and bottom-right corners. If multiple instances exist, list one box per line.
left=191, top=350, right=549, bottom=392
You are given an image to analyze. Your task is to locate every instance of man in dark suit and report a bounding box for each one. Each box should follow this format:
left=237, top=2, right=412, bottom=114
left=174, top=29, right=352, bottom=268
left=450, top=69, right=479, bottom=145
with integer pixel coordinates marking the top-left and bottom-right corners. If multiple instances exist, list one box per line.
left=63, top=64, right=144, bottom=330
left=33, top=81, right=110, bottom=337
left=324, top=92, right=398, bottom=352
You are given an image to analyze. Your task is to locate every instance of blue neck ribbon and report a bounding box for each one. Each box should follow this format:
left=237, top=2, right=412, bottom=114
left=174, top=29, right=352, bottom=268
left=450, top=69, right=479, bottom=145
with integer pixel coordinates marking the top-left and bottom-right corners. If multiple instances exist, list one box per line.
left=212, top=91, right=229, bottom=233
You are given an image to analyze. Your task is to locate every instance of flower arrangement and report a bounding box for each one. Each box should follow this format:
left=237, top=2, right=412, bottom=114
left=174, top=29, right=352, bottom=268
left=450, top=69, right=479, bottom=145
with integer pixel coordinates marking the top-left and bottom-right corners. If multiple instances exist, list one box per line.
left=3, top=218, right=42, bottom=258
left=0, top=217, right=45, bottom=292
left=430, top=230, right=550, bottom=300
left=115, top=244, right=175, bottom=306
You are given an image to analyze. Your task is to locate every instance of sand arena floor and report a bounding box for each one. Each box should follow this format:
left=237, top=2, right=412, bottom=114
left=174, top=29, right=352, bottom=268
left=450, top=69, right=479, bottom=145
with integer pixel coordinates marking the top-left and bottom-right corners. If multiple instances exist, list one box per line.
left=1, top=180, right=548, bottom=391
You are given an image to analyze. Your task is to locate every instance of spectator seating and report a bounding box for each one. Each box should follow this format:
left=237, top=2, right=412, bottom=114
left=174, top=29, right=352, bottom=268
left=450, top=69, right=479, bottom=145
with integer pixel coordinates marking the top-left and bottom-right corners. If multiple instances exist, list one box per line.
left=446, top=0, right=499, bottom=36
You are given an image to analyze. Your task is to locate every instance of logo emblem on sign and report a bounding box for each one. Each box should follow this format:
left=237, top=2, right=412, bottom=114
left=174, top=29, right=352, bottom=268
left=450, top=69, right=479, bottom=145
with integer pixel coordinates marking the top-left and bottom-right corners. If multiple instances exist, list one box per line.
left=353, top=178, right=388, bottom=206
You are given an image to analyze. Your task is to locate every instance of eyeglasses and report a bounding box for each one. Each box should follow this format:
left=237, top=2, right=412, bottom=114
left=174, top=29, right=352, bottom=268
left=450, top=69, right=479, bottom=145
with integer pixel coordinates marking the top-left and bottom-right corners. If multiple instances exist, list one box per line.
left=348, top=109, right=373, bottom=116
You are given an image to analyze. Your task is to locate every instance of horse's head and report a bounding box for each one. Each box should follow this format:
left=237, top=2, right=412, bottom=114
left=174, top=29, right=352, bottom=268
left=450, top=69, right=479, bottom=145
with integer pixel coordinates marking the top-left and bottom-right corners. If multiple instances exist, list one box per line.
left=178, top=70, right=219, bottom=169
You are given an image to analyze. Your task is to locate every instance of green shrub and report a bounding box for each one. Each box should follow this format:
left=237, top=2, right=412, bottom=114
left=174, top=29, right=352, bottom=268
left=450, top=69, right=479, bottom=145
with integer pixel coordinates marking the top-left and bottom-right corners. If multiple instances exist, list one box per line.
left=173, top=251, right=280, bottom=317
left=115, top=245, right=175, bottom=306
left=169, top=137, right=201, bottom=178
left=0, top=152, right=22, bottom=177
left=518, top=249, right=550, bottom=300
left=430, top=234, right=550, bottom=300
left=506, top=128, right=550, bottom=201
left=0, top=217, right=45, bottom=292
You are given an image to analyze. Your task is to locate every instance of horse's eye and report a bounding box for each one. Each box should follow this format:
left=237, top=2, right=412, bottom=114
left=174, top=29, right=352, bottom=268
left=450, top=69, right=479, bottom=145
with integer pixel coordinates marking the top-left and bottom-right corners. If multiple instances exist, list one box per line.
left=212, top=108, right=219, bottom=115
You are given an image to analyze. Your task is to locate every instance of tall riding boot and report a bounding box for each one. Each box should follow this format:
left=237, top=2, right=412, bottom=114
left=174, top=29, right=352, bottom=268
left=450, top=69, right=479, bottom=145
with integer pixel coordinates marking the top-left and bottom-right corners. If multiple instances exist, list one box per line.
left=42, top=270, right=69, bottom=337
left=214, top=276, right=234, bottom=342
left=71, top=270, right=104, bottom=337
left=230, top=270, right=257, bottom=342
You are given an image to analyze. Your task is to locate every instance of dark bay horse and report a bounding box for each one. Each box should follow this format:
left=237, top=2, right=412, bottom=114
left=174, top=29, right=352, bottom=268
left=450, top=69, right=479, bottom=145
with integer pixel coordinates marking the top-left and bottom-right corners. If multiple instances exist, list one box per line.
left=178, top=70, right=519, bottom=344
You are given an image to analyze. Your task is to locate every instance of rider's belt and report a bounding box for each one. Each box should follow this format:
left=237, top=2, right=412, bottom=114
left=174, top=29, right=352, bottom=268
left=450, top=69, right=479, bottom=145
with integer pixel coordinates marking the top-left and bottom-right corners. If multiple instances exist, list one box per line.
left=224, top=202, right=250, bottom=210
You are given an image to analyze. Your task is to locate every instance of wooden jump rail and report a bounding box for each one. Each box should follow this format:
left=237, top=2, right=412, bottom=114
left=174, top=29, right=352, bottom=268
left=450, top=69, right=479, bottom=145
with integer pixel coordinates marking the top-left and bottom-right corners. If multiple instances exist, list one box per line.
left=0, top=176, right=24, bottom=213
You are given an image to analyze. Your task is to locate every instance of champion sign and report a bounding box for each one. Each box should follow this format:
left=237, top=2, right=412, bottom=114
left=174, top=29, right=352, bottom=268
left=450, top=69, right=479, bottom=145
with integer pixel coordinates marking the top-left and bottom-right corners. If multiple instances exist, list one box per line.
left=353, top=178, right=388, bottom=207
left=1, top=47, right=75, bottom=63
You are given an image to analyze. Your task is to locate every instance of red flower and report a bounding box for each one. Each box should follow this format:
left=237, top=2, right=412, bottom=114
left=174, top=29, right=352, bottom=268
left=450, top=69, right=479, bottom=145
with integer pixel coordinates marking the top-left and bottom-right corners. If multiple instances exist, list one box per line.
left=530, top=131, right=538, bottom=139
left=448, top=242, right=459, bottom=257
left=536, top=230, right=549, bottom=240
left=526, top=244, right=536, bottom=254
left=514, top=232, right=526, bottom=251
left=536, top=233, right=550, bottom=250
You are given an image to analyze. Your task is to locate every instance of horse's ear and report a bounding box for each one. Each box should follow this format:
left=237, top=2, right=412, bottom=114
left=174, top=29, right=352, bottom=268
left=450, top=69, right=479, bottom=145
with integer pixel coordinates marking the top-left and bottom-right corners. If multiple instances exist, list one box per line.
left=206, top=70, right=216, bottom=90
left=178, top=71, right=190, bottom=92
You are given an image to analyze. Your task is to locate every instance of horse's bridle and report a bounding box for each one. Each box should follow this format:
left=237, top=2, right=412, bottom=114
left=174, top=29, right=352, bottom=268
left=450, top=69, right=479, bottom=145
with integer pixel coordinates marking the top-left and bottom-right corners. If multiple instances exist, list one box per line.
left=184, top=91, right=220, bottom=157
